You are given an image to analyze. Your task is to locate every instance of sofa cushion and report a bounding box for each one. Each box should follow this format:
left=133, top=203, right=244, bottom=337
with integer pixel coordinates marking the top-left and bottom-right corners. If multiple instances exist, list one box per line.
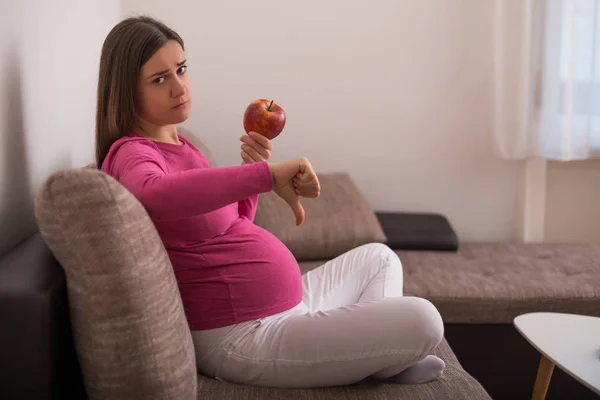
left=194, top=338, right=490, bottom=399
left=34, top=168, right=197, bottom=400
left=254, top=173, right=387, bottom=261
left=399, top=243, right=600, bottom=324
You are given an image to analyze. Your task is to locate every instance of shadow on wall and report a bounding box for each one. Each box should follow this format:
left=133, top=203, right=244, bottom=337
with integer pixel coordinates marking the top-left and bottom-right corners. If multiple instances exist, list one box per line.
left=0, top=44, right=37, bottom=257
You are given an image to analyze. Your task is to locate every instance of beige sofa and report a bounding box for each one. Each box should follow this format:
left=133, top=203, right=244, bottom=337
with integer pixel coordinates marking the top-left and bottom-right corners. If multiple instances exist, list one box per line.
left=18, top=131, right=491, bottom=400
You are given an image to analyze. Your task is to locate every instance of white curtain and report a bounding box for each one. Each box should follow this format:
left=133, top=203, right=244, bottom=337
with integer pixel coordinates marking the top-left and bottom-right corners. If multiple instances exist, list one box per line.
left=493, top=0, right=600, bottom=160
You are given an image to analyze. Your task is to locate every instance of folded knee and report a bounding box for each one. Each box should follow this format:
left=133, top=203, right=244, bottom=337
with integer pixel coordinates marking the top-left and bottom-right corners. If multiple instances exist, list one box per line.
left=408, top=298, right=444, bottom=349
left=365, top=242, right=396, bottom=257
left=364, top=243, right=402, bottom=270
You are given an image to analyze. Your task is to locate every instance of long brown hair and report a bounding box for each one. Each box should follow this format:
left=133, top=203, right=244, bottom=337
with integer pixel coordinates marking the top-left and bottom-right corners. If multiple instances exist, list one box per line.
left=95, top=16, right=184, bottom=168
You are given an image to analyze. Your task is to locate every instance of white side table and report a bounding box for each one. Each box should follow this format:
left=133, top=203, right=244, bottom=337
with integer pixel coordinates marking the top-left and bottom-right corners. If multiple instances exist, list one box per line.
left=514, top=312, right=600, bottom=399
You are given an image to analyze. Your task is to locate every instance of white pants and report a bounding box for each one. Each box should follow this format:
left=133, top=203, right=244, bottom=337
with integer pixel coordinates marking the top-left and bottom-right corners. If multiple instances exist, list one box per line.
left=191, top=243, right=444, bottom=388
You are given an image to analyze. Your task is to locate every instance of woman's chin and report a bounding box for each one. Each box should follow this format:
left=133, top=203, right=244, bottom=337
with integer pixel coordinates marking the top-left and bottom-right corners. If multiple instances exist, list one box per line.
left=168, top=110, right=191, bottom=125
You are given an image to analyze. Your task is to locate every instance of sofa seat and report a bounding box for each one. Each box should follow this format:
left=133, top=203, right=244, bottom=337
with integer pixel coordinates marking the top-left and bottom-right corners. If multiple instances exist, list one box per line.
left=397, top=243, right=600, bottom=324
left=195, top=338, right=490, bottom=399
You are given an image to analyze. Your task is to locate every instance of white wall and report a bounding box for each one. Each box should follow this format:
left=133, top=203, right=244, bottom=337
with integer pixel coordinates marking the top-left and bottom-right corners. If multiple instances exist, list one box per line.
left=0, top=2, right=33, bottom=255
left=2, top=0, right=594, bottom=251
left=0, top=0, right=119, bottom=255
left=122, top=0, right=520, bottom=241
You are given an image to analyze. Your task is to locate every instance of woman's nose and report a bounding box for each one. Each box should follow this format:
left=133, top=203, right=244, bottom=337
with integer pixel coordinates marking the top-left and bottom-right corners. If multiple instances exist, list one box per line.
left=171, top=76, right=186, bottom=97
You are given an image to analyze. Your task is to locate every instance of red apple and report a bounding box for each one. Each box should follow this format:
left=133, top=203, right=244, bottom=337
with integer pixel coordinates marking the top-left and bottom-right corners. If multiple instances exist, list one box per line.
left=243, top=99, right=286, bottom=140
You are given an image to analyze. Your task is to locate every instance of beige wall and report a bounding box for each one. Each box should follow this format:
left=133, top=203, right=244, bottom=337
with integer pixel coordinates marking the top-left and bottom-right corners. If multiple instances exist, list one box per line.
left=122, top=0, right=521, bottom=242
left=545, top=160, right=600, bottom=244
left=0, top=0, right=119, bottom=255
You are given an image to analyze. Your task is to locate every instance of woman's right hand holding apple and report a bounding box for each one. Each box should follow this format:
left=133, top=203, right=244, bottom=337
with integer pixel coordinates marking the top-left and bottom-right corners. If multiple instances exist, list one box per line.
left=268, top=157, right=321, bottom=226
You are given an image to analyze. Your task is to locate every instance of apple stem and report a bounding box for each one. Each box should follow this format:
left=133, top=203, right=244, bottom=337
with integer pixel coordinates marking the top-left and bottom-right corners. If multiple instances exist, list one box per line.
left=267, top=100, right=274, bottom=112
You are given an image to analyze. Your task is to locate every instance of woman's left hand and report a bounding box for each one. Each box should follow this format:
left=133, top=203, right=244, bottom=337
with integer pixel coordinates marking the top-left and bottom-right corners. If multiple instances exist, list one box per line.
left=240, top=131, right=273, bottom=165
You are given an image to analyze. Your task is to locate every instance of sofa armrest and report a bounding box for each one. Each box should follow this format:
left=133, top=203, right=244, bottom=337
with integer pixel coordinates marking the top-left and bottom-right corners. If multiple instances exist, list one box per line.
left=375, top=211, right=459, bottom=251
left=0, top=233, right=85, bottom=400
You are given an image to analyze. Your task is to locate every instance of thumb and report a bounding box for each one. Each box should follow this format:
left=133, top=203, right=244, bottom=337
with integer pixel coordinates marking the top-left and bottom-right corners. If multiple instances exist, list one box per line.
left=287, top=197, right=305, bottom=226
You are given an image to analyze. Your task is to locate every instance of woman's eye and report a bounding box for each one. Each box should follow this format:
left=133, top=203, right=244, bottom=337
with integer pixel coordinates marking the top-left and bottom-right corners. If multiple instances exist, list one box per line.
left=153, top=76, right=166, bottom=84
left=177, top=65, right=187, bottom=75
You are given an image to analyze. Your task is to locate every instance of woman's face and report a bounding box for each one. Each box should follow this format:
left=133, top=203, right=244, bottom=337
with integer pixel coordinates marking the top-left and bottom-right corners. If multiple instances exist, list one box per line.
left=136, top=40, right=192, bottom=127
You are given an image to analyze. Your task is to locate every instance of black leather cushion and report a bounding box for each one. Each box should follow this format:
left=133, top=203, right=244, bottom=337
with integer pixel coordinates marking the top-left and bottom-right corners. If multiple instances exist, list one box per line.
left=0, top=233, right=85, bottom=400
left=375, top=212, right=458, bottom=251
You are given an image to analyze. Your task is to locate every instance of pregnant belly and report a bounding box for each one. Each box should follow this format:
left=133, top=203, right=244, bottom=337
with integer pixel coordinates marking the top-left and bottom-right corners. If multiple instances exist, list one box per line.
left=168, top=218, right=303, bottom=326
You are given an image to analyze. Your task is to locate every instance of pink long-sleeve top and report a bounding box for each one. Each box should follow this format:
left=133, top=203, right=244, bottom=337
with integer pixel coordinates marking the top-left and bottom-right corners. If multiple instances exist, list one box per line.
left=101, top=132, right=302, bottom=330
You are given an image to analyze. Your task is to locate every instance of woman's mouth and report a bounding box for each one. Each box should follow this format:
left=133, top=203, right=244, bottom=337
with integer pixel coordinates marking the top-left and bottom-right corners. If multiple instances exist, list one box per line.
left=172, top=101, right=189, bottom=110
